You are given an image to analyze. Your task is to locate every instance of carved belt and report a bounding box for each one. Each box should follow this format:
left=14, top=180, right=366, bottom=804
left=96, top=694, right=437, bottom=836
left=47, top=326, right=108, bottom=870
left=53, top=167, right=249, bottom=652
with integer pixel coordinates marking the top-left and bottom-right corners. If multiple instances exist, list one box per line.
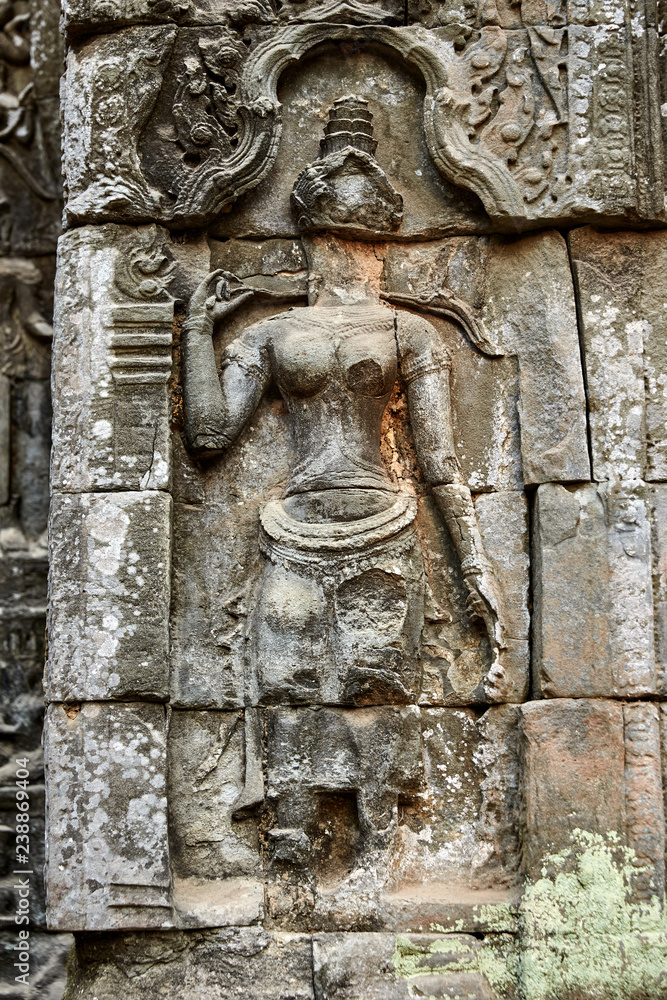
left=258, top=494, right=419, bottom=580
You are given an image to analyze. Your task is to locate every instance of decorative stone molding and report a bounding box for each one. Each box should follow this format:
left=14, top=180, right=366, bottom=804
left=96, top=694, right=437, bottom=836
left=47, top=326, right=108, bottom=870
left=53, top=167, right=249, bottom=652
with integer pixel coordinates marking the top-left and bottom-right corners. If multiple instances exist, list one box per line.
left=61, top=13, right=665, bottom=229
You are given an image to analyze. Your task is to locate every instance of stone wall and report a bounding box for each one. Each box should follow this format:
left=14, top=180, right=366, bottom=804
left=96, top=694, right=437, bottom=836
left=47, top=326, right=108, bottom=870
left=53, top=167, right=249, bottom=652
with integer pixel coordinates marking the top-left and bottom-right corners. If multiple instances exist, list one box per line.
left=41, top=0, right=667, bottom=998
left=0, top=0, right=72, bottom=996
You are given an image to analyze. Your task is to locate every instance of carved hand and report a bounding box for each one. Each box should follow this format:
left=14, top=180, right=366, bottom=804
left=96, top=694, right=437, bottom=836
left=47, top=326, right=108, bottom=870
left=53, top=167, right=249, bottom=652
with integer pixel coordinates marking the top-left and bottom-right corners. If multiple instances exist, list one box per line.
left=463, top=561, right=503, bottom=645
left=187, top=269, right=256, bottom=332
left=464, top=560, right=514, bottom=702
left=432, top=483, right=511, bottom=700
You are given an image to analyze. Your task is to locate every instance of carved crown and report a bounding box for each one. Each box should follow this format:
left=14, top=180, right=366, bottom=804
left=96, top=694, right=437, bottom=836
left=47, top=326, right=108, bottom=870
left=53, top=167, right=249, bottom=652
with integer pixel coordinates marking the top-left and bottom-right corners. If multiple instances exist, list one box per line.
left=291, top=95, right=403, bottom=238
left=320, top=96, right=377, bottom=157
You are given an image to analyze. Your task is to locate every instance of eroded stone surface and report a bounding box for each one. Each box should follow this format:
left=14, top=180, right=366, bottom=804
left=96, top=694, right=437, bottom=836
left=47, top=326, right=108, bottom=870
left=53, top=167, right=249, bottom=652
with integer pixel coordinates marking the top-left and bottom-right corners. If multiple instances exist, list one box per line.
left=409, top=0, right=638, bottom=26
left=263, top=705, right=521, bottom=931
left=62, top=928, right=315, bottom=999
left=44, top=702, right=171, bottom=931
left=650, top=483, right=667, bottom=688
left=521, top=698, right=666, bottom=906
left=623, top=701, right=665, bottom=900
left=0, top=931, right=71, bottom=998
left=170, top=250, right=530, bottom=708
left=167, top=708, right=264, bottom=927
left=383, top=231, right=589, bottom=488
left=61, top=0, right=402, bottom=33
left=52, top=224, right=175, bottom=493
left=42, top=0, right=667, bottom=995
left=0, top=0, right=72, bottom=986
left=570, top=227, right=667, bottom=483
left=171, top=485, right=529, bottom=709
left=533, top=482, right=657, bottom=699
left=59, top=17, right=665, bottom=231
left=313, top=932, right=519, bottom=1000
left=47, top=491, right=172, bottom=701
left=521, top=699, right=627, bottom=877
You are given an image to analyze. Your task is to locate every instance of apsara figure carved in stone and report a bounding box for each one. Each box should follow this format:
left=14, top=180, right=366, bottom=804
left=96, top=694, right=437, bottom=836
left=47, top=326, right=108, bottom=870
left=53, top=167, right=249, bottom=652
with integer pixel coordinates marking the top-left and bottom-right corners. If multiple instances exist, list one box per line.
left=0, top=257, right=52, bottom=550
left=183, top=96, right=510, bottom=707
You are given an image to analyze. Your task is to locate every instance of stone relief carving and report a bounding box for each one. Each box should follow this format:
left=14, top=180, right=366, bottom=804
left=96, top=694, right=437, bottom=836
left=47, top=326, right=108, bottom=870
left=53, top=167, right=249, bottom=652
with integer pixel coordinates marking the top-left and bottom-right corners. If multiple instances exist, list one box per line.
left=63, top=25, right=177, bottom=220
left=41, top=0, right=667, bottom=990
left=0, top=1, right=60, bottom=255
left=60, top=0, right=665, bottom=229
left=0, top=0, right=62, bottom=553
left=291, top=97, right=403, bottom=235
left=182, top=101, right=511, bottom=708
left=0, top=0, right=72, bottom=994
left=0, top=257, right=52, bottom=550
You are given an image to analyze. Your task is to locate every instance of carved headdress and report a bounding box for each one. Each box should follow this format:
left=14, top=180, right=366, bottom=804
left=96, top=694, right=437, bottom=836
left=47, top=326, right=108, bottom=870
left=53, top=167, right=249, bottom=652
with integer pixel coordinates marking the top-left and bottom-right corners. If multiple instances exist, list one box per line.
left=291, top=96, right=403, bottom=237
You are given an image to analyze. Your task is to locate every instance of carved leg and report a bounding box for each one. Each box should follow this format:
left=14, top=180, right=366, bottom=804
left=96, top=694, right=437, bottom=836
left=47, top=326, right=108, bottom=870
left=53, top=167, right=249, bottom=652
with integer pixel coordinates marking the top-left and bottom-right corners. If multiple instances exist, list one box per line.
left=334, top=560, right=424, bottom=704
left=252, top=560, right=333, bottom=704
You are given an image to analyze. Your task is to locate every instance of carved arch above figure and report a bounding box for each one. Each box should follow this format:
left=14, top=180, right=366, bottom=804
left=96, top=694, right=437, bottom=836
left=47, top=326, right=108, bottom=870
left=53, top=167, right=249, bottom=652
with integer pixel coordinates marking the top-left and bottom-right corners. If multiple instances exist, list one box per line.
left=168, top=20, right=564, bottom=227
left=63, top=12, right=573, bottom=229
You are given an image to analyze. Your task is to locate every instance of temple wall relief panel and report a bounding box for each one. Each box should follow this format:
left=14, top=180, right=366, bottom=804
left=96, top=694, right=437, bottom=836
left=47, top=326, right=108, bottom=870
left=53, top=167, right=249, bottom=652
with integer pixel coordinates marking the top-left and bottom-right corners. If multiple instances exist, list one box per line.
left=0, top=0, right=72, bottom=994
left=42, top=2, right=667, bottom=998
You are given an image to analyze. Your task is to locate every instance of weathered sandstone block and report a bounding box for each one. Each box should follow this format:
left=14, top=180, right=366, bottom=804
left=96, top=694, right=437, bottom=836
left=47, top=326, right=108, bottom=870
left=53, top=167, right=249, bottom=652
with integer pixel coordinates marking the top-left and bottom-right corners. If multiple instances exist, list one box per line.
left=383, top=231, right=589, bottom=488
left=570, top=227, right=667, bottom=482
left=171, top=476, right=529, bottom=710
left=59, top=19, right=665, bottom=231
left=52, top=225, right=175, bottom=493
left=56, top=925, right=520, bottom=1000
left=61, top=0, right=403, bottom=33
left=62, top=928, right=315, bottom=999
left=521, top=699, right=665, bottom=903
left=45, top=702, right=171, bottom=930
left=532, top=481, right=657, bottom=698
left=47, top=491, right=171, bottom=701
left=167, top=708, right=264, bottom=927
left=264, top=705, right=521, bottom=932
left=313, top=932, right=519, bottom=1000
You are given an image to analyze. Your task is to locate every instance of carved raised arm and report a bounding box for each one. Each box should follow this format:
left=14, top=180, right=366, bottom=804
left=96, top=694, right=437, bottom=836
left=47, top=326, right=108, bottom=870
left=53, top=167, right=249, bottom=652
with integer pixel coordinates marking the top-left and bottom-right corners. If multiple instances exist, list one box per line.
left=395, top=309, right=510, bottom=696
left=182, top=270, right=269, bottom=458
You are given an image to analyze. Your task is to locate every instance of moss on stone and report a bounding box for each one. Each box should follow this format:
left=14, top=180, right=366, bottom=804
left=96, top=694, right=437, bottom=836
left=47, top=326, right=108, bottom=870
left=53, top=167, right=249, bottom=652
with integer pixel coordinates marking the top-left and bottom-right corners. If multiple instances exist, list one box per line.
left=520, top=829, right=667, bottom=1000
left=394, top=831, right=667, bottom=999
left=392, top=931, right=518, bottom=997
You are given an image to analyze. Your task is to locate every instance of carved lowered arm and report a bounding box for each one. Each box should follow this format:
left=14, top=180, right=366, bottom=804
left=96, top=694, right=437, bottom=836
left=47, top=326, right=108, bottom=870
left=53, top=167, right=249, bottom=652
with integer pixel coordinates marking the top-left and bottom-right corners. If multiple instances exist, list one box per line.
left=395, top=309, right=509, bottom=694
left=182, top=270, right=270, bottom=458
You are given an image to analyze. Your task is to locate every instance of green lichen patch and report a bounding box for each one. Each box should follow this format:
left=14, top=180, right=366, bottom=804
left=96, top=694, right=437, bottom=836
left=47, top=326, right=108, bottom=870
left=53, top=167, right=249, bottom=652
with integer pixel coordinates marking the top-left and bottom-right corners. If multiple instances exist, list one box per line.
left=392, top=932, right=519, bottom=998
left=429, top=902, right=520, bottom=936
left=520, top=829, right=667, bottom=1000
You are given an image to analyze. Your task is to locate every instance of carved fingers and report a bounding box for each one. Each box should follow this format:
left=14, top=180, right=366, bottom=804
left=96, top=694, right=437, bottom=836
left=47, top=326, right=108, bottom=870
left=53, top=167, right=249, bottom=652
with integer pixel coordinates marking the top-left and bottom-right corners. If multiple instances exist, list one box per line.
left=464, top=573, right=497, bottom=638
left=463, top=566, right=514, bottom=702
left=464, top=566, right=508, bottom=650
left=187, top=268, right=256, bottom=330
left=207, top=271, right=256, bottom=322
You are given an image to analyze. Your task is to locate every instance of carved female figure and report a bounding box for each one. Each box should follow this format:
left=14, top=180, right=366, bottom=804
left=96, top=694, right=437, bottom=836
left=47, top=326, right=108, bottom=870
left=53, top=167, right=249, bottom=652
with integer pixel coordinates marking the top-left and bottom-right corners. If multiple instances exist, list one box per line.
left=0, top=256, right=52, bottom=549
left=183, top=97, right=509, bottom=708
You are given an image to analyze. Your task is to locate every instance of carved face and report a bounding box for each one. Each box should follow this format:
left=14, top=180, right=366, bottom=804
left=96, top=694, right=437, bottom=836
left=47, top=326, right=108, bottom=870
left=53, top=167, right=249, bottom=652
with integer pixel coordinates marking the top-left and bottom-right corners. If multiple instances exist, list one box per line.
left=291, top=148, right=403, bottom=237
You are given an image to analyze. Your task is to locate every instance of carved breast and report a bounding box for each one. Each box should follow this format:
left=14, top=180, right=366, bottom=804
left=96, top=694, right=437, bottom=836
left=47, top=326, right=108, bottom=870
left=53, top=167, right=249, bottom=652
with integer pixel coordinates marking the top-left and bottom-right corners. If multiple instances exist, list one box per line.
left=270, top=305, right=397, bottom=400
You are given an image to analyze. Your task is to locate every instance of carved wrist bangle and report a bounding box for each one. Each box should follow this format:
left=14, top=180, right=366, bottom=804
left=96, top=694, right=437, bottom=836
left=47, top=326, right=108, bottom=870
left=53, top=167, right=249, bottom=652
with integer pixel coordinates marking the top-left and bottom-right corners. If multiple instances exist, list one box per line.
left=182, top=316, right=213, bottom=337
left=460, top=555, right=484, bottom=576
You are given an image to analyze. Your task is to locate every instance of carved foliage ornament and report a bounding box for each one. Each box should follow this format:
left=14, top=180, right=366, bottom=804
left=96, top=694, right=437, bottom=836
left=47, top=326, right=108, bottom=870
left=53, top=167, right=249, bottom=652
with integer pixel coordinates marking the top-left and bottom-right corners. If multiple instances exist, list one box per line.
left=68, top=14, right=572, bottom=227
left=173, top=22, right=569, bottom=226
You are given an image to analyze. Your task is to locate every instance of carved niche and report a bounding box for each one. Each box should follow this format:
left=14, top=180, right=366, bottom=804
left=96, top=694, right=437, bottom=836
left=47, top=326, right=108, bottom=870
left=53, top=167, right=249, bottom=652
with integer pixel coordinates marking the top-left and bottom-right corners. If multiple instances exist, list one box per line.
left=42, top=3, right=667, bottom=997
left=46, top=77, right=593, bottom=936
left=60, top=0, right=665, bottom=229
